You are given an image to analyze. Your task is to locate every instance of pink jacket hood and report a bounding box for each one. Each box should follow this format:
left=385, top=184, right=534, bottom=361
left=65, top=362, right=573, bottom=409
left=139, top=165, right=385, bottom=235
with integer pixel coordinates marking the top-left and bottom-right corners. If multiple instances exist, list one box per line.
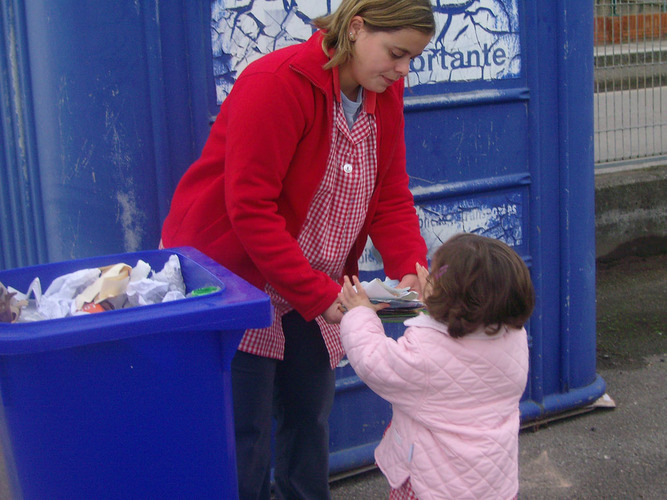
left=340, top=308, right=529, bottom=500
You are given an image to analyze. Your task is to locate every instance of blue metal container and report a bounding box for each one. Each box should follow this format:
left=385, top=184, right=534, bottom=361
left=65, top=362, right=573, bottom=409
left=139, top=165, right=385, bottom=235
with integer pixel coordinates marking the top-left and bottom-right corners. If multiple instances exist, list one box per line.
left=0, top=247, right=271, bottom=499
left=1, top=0, right=605, bottom=479
left=331, top=0, right=604, bottom=472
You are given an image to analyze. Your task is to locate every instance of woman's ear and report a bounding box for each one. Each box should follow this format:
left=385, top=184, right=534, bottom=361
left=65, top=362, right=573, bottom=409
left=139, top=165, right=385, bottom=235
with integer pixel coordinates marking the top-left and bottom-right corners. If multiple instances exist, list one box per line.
left=348, top=16, right=364, bottom=39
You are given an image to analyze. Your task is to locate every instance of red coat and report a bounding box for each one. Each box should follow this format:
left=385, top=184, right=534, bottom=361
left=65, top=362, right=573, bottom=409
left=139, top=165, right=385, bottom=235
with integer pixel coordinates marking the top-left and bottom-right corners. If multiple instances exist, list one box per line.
left=161, top=31, right=427, bottom=321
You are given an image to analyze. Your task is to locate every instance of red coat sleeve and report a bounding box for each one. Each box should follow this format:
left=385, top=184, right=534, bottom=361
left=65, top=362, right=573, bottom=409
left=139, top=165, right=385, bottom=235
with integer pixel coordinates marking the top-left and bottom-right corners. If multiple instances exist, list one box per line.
left=223, top=71, right=342, bottom=320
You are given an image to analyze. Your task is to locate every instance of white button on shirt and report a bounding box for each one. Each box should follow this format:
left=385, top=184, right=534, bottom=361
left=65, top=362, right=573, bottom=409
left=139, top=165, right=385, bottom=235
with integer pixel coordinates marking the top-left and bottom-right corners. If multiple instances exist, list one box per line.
left=240, top=98, right=377, bottom=369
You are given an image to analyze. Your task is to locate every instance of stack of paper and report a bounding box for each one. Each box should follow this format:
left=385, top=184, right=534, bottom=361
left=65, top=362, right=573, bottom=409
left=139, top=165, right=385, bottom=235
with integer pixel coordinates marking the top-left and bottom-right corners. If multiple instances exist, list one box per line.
left=360, top=278, right=424, bottom=318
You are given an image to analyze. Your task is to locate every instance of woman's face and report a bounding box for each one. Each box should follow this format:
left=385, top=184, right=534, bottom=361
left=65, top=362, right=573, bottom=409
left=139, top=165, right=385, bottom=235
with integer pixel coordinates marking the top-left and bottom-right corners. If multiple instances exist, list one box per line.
left=339, top=18, right=432, bottom=100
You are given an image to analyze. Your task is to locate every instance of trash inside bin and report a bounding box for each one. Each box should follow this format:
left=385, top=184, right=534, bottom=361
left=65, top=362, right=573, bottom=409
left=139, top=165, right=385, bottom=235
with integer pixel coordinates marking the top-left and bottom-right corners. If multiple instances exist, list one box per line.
left=0, top=246, right=271, bottom=499
left=2, top=254, right=193, bottom=323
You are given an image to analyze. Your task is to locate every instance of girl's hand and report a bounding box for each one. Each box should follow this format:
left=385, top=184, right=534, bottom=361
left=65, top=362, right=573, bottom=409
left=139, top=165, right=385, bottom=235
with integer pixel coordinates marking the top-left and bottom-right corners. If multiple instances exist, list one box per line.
left=338, top=276, right=389, bottom=314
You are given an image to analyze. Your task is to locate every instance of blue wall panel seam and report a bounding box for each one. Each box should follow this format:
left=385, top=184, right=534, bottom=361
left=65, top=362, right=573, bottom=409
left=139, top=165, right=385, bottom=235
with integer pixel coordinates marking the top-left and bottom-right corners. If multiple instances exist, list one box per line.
left=404, top=87, right=530, bottom=112
left=412, top=172, right=532, bottom=203
left=1, top=0, right=48, bottom=269
left=141, top=0, right=172, bottom=229
left=524, top=0, right=545, bottom=405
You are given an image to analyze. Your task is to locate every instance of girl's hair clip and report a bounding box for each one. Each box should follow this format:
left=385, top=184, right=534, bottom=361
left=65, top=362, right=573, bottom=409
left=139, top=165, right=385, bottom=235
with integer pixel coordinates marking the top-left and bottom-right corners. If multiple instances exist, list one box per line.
left=433, top=264, right=449, bottom=280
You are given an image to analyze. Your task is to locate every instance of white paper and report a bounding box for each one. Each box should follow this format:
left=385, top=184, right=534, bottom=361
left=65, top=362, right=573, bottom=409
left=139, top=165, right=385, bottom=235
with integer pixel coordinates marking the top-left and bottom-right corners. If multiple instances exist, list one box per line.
left=38, top=268, right=101, bottom=320
left=360, top=278, right=419, bottom=302
left=126, top=256, right=185, bottom=307
left=153, top=255, right=186, bottom=296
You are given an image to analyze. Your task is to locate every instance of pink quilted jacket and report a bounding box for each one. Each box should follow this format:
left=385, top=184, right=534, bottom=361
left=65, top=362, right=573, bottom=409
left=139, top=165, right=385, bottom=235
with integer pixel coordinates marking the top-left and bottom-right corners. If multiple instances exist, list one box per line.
left=340, top=308, right=529, bottom=500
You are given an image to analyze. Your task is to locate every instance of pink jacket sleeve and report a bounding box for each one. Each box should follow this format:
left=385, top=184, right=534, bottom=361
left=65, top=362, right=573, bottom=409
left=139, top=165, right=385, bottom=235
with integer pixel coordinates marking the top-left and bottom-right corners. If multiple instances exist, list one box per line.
left=340, top=306, right=429, bottom=412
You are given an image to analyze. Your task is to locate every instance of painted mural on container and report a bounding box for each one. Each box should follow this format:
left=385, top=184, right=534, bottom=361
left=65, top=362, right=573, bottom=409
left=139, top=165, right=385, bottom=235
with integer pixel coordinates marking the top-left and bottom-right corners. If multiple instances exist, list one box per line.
left=211, top=0, right=521, bottom=103
left=359, top=190, right=525, bottom=271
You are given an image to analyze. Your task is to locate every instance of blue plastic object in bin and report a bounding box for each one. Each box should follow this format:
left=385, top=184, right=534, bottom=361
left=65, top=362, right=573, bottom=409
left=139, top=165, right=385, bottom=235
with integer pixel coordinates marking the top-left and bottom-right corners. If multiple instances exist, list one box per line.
left=0, top=246, right=271, bottom=499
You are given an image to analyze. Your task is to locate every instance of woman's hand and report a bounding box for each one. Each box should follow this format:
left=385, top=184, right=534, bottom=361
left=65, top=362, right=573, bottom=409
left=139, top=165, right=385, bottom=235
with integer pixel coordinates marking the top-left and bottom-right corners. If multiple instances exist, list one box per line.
left=416, top=263, right=431, bottom=301
left=338, top=276, right=389, bottom=315
left=322, top=299, right=344, bottom=324
left=397, top=272, right=422, bottom=299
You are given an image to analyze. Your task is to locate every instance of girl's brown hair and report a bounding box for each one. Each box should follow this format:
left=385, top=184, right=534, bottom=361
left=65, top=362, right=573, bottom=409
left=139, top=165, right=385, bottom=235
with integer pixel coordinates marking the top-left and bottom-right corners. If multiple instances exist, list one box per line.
left=425, top=233, right=535, bottom=338
left=313, top=0, right=435, bottom=69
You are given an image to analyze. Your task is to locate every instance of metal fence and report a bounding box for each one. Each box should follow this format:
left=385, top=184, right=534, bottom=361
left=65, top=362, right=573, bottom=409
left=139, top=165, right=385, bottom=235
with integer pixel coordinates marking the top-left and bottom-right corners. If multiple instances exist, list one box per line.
left=594, top=0, right=667, bottom=167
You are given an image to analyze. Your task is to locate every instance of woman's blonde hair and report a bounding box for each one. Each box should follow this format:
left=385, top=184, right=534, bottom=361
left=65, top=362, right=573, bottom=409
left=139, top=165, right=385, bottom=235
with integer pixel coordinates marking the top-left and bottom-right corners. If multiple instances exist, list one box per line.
left=313, top=0, right=435, bottom=69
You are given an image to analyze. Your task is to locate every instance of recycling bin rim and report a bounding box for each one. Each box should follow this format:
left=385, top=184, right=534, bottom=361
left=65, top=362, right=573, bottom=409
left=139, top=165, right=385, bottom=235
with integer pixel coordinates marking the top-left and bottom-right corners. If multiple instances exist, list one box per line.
left=0, top=246, right=272, bottom=355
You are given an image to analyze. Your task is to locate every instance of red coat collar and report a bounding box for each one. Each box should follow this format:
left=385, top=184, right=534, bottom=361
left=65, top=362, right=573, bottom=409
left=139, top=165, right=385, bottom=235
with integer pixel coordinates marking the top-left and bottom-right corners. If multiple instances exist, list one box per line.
left=290, top=30, right=377, bottom=114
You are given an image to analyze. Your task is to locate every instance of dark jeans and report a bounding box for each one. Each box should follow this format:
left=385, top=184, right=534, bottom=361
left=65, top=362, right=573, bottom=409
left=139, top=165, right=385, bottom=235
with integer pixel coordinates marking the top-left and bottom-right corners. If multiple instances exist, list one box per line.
left=231, top=311, right=336, bottom=500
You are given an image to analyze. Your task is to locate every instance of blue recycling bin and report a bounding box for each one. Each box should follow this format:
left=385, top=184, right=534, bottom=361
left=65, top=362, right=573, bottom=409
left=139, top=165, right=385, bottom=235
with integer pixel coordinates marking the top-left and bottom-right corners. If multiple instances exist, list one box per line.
left=0, top=246, right=271, bottom=499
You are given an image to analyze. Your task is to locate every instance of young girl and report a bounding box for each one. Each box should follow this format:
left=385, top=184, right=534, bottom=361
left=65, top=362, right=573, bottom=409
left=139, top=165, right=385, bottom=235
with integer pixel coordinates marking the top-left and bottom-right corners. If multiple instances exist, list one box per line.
left=339, top=233, right=535, bottom=500
left=160, top=1, right=435, bottom=498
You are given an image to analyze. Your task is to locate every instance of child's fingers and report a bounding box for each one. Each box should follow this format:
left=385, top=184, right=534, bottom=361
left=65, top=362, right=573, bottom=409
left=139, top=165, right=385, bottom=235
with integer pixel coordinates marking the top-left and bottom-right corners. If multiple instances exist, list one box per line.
left=337, top=290, right=346, bottom=304
left=373, top=302, right=391, bottom=313
left=351, top=276, right=369, bottom=299
left=339, top=276, right=357, bottom=305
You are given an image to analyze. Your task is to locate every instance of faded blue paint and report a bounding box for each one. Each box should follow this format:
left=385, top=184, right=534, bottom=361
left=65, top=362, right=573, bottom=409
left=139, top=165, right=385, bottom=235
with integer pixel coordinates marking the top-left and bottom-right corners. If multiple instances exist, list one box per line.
left=210, top=0, right=521, bottom=103
left=359, top=190, right=524, bottom=272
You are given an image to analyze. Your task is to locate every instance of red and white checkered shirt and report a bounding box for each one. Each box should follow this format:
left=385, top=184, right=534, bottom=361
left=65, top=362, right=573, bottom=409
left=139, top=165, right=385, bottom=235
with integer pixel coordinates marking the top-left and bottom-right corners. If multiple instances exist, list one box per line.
left=390, top=479, right=419, bottom=500
left=239, top=92, right=378, bottom=369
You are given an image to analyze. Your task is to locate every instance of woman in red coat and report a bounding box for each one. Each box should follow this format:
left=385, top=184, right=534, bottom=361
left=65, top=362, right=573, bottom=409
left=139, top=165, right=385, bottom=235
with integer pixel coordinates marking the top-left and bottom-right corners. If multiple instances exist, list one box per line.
left=161, top=1, right=435, bottom=498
